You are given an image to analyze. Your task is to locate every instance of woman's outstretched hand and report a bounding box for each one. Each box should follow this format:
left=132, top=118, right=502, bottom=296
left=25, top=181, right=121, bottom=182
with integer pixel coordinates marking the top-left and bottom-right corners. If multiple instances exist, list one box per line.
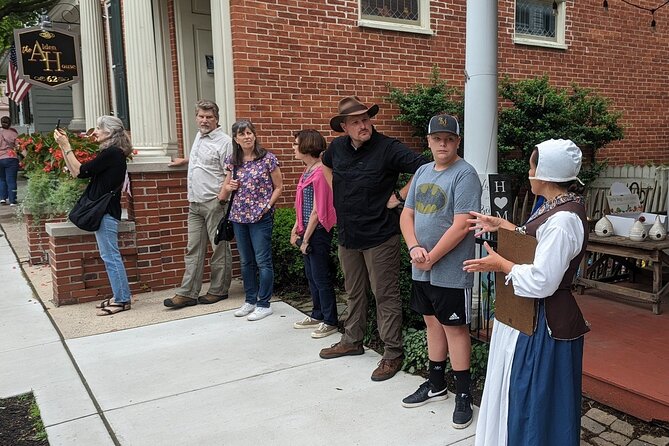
left=463, top=241, right=513, bottom=274
left=467, top=211, right=505, bottom=237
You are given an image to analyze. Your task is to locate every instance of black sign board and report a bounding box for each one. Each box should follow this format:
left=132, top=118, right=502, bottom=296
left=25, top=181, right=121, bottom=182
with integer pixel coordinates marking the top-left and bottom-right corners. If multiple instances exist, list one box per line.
left=488, top=174, right=514, bottom=221
left=14, top=27, right=81, bottom=89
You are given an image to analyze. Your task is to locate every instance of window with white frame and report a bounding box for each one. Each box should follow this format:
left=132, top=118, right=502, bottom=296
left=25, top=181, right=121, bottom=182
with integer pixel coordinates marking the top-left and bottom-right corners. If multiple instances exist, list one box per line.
left=358, top=0, right=433, bottom=35
left=514, top=0, right=567, bottom=49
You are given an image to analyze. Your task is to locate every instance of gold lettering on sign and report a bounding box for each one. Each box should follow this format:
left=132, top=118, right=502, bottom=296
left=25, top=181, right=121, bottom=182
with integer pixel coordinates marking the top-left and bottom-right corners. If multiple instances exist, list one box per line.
left=28, top=41, right=63, bottom=72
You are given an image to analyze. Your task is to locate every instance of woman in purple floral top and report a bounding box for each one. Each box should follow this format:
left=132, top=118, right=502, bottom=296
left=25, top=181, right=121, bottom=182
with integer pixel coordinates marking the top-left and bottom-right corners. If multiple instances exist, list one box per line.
left=220, top=120, right=283, bottom=321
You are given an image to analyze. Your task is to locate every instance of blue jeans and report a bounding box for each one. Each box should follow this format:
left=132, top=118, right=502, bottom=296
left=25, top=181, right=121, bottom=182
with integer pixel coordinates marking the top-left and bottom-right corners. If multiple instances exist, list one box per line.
left=233, top=213, right=274, bottom=308
left=303, top=227, right=338, bottom=326
left=95, top=214, right=131, bottom=303
left=0, top=157, right=19, bottom=204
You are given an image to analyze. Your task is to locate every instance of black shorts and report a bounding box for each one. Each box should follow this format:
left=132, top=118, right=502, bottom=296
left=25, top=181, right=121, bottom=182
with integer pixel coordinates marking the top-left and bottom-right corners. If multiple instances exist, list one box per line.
left=410, top=281, right=471, bottom=326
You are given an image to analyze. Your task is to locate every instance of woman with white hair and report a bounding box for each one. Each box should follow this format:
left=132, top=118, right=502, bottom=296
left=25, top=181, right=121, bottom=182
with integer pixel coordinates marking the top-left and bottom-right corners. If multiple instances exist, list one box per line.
left=463, top=139, right=589, bottom=446
left=54, top=116, right=133, bottom=316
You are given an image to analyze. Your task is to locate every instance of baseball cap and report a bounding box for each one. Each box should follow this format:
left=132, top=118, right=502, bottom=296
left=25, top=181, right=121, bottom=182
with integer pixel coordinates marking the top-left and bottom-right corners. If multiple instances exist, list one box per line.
left=427, top=114, right=460, bottom=136
left=530, top=139, right=584, bottom=185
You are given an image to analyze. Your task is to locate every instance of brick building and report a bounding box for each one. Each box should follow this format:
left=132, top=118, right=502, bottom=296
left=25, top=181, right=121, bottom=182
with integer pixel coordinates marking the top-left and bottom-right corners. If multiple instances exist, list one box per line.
left=46, top=0, right=669, bottom=304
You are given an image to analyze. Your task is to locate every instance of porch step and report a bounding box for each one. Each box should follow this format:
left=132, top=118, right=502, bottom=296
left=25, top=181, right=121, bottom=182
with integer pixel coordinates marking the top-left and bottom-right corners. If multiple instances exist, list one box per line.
left=577, top=292, right=669, bottom=423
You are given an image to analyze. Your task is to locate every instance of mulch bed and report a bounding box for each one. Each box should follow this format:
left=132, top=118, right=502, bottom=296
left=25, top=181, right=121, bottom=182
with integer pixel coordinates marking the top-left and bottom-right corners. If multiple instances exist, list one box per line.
left=0, top=394, right=48, bottom=446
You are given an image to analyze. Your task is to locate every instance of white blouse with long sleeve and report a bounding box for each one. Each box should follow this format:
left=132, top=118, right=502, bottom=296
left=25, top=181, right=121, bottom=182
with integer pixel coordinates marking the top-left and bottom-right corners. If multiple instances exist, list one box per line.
left=505, top=211, right=584, bottom=299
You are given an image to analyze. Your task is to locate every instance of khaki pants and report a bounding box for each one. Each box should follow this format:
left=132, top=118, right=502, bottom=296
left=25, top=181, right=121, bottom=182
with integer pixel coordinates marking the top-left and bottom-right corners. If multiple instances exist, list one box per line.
left=338, top=234, right=403, bottom=359
left=176, top=198, right=232, bottom=299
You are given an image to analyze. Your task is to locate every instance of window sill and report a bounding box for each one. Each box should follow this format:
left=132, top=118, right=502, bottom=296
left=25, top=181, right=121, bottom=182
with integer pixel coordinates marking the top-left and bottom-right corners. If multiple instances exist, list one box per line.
left=513, top=35, right=568, bottom=50
left=358, top=19, right=434, bottom=35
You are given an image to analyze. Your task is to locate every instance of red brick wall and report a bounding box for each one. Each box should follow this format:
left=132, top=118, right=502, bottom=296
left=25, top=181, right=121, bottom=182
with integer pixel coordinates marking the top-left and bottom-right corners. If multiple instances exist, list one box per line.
left=49, top=169, right=240, bottom=305
left=26, top=214, right=67, bottom=265
left=228, top=0, right=669, bottom=206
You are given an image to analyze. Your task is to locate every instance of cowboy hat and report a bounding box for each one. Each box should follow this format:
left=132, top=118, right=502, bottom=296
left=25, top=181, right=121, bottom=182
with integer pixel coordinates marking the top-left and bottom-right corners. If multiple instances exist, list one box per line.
left=329, top=96, right=379, bottom=132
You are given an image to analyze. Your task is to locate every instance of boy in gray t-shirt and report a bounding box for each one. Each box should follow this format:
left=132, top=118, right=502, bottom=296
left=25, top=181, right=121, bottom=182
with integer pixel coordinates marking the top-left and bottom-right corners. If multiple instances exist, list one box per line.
left=399, top=114, right=481, bottom=429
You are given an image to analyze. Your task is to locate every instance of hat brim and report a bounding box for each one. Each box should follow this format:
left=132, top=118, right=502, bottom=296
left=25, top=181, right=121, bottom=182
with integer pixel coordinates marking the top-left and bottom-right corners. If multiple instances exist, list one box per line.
left=330, top=104, right=379, bottom=132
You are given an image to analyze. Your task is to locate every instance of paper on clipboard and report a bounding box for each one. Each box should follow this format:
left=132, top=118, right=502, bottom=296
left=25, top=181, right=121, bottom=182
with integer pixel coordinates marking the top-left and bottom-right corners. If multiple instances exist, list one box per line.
left=495, top=228, right=538, bottom=336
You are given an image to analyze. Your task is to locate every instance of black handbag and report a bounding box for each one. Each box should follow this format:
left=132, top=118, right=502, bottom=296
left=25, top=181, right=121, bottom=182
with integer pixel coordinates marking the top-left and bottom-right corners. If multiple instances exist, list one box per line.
left=214, top=167, right=237, bottom=245
left=69, top=184, right=120, bottom=232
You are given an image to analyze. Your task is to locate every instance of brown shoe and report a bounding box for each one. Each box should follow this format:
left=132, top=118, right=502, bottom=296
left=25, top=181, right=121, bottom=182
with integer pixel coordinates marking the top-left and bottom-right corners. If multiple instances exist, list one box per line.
left=163, top=295, right=197, bottom=308
left=371, top=357, right=404, bottom=381
left=197, top=293, right=229, bottom=304
left=319, top=342, right=364, bottom=359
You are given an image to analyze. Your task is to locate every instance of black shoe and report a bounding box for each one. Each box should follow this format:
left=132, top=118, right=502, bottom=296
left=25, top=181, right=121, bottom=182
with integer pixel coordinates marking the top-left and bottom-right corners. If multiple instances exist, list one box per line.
left=452, top=393, right=473, bottom=429
left=401, top=381, right=448, bottom=408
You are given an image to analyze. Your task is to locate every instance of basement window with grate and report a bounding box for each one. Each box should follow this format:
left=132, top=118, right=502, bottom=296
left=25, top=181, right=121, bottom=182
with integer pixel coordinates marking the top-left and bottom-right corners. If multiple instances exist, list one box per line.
left=358, top=0, right=433, bottom=35
left=514, top=0, right=568, bottom=49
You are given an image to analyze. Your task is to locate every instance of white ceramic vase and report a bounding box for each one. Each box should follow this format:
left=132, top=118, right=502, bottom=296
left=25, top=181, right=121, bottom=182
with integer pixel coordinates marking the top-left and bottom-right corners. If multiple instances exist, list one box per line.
left=594, top=216, right=614, bottom=237
left=629, top=220, right=648, bottom=242
left=648, top=216, right=667, bottom=241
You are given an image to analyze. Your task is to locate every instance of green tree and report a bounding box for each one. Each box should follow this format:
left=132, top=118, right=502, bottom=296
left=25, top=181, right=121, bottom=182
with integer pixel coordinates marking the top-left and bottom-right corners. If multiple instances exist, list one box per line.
left=0, top=0, right=59, bottom=52
left=386, top=65, right=463, bottom=141
left=498, top=76, right=624, bottom=190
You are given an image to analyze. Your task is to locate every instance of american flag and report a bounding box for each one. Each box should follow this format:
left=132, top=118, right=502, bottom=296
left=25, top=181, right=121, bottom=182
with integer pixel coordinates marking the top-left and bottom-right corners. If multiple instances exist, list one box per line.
left=6, top=43, right=31, bottom=104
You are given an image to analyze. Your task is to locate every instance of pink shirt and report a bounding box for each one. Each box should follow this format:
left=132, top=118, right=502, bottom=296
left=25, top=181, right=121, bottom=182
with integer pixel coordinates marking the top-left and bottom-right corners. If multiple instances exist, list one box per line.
left=295, top=166, right=336, bottom=233
left=0, top=128, right=18, bottom=160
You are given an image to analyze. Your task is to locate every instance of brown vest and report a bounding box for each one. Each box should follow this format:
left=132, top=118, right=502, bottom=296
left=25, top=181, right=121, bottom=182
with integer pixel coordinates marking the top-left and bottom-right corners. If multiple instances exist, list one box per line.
left=525, top=200, right=590, bottom=340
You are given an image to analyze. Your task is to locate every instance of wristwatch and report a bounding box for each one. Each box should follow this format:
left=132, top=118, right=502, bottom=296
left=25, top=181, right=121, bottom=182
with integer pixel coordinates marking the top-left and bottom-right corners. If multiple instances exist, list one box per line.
left=394, top=190, right=405, bottom=203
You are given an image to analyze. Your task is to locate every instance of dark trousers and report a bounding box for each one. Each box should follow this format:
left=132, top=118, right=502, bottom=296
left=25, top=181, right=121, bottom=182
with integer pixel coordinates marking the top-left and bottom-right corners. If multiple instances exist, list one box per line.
left=0, top=157, right=19, bottom=204
left=338, top=234, right=403, bottom=359
left=303, top=227, right=338, bottom=326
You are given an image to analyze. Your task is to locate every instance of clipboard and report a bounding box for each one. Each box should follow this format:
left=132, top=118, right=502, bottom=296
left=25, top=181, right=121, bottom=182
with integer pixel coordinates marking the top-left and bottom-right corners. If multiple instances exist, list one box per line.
left=495, top=228, right=538, bottom=336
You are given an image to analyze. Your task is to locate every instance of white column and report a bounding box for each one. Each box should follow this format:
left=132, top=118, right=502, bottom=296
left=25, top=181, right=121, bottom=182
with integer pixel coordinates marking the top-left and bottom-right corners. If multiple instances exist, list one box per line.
left=68, top=81, right=86, bottom=131
left=123, top=0, right=170, bottom=161
left=464, top=0, right=498, bottom=215
left=211, top=0, right=236, bottom=133
left=78, top=0, right=109, bottom=129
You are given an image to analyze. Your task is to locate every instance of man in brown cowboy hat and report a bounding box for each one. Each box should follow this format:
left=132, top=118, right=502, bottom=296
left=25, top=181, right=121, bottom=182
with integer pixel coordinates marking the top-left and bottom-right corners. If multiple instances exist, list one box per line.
left=319, top=95, right=428, bottom=381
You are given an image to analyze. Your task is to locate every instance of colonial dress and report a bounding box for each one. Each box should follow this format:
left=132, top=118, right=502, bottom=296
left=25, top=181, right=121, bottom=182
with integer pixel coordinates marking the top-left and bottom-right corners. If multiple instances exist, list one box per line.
left=475, top=194, right=590, bottom=446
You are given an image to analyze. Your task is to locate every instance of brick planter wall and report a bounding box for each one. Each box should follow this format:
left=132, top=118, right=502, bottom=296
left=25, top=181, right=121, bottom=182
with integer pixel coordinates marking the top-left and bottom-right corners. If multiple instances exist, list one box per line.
left=47, top=162, right=239, bottom=305
left=25, top=213, right=68, bottom=265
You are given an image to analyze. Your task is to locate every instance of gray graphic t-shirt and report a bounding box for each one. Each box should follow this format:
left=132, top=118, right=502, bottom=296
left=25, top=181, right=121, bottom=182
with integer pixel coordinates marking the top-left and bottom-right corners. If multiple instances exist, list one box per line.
left=405, top=159, right=482, bottom=288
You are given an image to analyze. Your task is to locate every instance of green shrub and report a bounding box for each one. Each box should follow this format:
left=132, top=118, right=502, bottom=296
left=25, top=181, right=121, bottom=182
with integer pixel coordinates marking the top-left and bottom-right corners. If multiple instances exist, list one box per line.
left=498, top=76, right=623, bottom=191
left=271, top=208, right=307, bottom=293
left=402, top=327, right=428, bottom=373
left=18, top=171, right=87, bottom=224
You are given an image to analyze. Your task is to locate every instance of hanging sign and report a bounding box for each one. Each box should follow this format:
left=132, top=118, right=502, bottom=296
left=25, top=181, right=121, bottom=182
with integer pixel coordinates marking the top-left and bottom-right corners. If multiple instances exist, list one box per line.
left=488, top=174, right=514, bottom=221
left=13, top=27, right=81, bottom=89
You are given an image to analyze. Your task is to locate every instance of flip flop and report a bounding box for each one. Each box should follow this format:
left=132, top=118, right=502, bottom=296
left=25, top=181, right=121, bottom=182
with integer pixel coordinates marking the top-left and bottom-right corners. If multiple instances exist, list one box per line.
left=96, top=298, right=113, bottom=309
left=97, top=302, right=131, bottom=316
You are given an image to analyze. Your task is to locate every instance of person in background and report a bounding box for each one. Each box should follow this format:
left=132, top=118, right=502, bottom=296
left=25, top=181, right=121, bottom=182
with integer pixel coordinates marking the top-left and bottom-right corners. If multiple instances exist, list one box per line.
left=0, top=116, right=19, bottom=206
left=464, top=139, right=589, bottom=446
left=220, top=120, right=283, bottom=321
left=399, top=114, right=481, bottom=429
left=54, top=116, right=133, bottom=316
left=319, top=95, right=429, bottom=382
left=164, top=100, right=233, bottom=309
left=290, top=129, right=338, bottom=338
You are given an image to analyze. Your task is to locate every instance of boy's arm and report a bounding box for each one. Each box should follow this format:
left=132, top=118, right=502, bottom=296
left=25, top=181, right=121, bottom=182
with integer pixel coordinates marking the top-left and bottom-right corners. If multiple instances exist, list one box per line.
left=428, top=213, right=471, bottom=264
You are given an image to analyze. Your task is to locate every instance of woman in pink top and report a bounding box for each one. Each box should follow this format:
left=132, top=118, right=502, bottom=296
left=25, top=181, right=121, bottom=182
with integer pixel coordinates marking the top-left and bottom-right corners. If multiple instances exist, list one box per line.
left=290, top=129, right=338, bottom=339
left=0, top=117, right=19, bottom=206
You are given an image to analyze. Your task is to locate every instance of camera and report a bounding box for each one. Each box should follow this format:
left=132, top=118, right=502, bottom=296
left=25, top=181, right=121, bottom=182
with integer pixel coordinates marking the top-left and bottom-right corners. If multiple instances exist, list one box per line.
left=295, top=237, right=312, bottom=254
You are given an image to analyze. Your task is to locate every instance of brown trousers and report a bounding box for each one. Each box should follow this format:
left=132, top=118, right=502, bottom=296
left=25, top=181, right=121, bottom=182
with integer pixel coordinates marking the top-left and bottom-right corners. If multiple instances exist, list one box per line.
left=338, top=234, right=403, bottom=359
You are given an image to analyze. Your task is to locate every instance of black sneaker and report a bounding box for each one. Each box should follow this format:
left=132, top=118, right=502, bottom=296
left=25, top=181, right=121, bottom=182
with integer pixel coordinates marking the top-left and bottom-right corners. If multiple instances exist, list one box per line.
left=401, top=381, right=448, bottom=408
left=452, top=393, right=473, bottom=429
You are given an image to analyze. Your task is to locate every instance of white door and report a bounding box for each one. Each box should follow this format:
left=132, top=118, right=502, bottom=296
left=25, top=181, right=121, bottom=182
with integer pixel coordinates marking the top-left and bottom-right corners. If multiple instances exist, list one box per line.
left=175, top=0, right=215, bottom=153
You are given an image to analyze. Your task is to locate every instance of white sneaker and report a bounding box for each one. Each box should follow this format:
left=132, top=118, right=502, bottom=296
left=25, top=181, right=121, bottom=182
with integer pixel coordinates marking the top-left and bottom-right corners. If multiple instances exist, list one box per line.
left=234, top=303, right=255, bottom=317
left=247, top=306, right=273, bottom=321
left=0, top=200, right=5, bottom=204
left=311, top=322, right=338, bottom=339
left=9, top=203, right=15, bottom=207
left=293, top=316, right=321, bottom=329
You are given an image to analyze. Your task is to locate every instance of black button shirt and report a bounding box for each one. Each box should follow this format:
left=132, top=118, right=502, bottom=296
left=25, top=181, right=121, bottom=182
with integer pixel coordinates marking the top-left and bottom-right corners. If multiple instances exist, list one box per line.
left=322, top=128, right=428, bottom=250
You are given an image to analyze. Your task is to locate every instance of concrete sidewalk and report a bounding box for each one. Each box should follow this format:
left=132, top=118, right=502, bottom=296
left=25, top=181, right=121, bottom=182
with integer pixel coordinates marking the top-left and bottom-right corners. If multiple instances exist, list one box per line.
left=0, top=223, right=477, bottom=445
